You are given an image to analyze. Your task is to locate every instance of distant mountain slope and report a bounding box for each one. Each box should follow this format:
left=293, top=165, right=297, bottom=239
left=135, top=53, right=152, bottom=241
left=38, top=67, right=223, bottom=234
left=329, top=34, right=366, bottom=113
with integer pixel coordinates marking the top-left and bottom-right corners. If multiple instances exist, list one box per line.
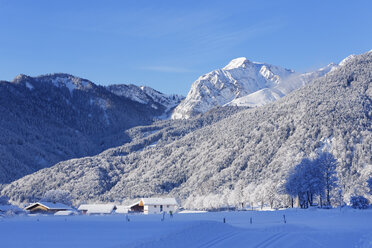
left=107, top=84, right=184, bottom=118
left=227, top=63, right=337, bottom=107
left=0, top=73, right=179, bottom=183
left=4, top=51, right=371, bottom=208
left=172, top=58, right=338, bottom=119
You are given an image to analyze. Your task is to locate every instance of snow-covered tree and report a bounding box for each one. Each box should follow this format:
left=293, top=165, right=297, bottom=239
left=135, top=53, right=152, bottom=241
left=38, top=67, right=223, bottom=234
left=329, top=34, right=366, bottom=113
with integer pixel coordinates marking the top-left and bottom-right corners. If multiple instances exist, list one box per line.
left=314, top=152, right=338, bottom=206
left=285, top=158, right=324, bottom=208
left=285, top=153, right=338, bottom=208
left=41, top=189, right=72, bottom=206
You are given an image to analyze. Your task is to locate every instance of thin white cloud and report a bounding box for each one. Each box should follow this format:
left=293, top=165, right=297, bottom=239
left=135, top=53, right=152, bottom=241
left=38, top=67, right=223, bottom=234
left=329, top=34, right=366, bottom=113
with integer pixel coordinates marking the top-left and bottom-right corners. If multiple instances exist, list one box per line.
left=186, top=19, right=287, bottom=52
left=140, top=66, right=192, bottom=73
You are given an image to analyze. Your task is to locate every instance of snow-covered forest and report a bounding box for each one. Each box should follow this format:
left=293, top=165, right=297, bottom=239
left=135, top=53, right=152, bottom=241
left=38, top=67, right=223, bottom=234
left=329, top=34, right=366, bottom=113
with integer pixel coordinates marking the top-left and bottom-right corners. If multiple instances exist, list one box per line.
left=2, top=51, right=371, bottom=209
left=0, top=73, right=183, bottom=183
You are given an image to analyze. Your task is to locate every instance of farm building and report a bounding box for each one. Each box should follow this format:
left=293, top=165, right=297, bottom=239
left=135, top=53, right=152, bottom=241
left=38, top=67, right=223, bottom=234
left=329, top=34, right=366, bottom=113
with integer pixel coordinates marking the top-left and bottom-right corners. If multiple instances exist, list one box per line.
left=115, top=205, right=130, bottom=214
left=24, top=202, right=71, bottom=214
left=77, top=204, right=116, bottom=215
left=129, top=198, right=178, bottom=214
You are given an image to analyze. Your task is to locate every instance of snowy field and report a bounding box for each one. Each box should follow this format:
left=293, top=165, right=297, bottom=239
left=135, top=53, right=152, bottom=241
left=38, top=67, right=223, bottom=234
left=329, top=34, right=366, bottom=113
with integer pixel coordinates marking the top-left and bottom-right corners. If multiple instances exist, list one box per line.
left=1, top=208, right=371, bottom=248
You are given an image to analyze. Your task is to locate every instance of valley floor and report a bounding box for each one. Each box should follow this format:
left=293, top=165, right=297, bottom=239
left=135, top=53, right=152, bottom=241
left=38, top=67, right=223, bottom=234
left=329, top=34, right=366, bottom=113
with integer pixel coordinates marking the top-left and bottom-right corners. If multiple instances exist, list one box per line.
left=1, top=208, right=371, bottom=248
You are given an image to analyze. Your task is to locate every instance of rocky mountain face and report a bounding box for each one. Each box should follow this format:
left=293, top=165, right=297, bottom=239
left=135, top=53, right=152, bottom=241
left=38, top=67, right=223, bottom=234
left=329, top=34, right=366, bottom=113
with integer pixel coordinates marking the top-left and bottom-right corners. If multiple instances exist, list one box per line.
left=3, top=51, right=371, bottom=208
left=0, top=73, right=181, bottom=184
left=106, top=84, right=184, bottom=119
left=172, top=57, right=339, bottom=119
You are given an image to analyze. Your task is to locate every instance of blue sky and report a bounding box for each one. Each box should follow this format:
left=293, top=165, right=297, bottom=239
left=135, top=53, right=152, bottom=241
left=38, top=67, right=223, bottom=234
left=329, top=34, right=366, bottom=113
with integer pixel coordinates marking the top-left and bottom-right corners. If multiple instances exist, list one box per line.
left=0, top=0, right=371, bottom=95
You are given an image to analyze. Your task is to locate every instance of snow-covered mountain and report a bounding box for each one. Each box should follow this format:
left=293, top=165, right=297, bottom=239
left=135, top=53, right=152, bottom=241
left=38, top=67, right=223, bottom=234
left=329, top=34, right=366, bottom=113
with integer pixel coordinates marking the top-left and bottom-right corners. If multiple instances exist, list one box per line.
left=172, top=58, right=338, bottom=119
left=4, top=51, right=371, bottom=208
left=227, top=63, right=338, bottom=107
left=0, top=73, right=179, bottom=183
left=107, top=84, right=184, bottom=118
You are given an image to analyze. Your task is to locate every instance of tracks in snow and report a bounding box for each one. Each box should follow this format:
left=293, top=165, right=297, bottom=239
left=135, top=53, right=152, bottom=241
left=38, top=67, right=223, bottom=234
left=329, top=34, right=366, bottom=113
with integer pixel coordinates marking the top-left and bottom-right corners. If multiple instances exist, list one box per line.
left=197, top=231, right=239, bottom=248
left=197, top=230, right=289, bottom=248
left=253, top=232, right=289, bottom=248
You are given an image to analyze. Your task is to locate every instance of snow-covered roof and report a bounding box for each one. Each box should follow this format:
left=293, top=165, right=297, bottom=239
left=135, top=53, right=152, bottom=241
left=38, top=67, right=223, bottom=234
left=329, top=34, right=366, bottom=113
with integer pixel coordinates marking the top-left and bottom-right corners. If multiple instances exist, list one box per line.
left=25, top=202, right=71, bottom=210
left=127, top=201, right=141, bottom=208
left=115, top=205, right=130, bottom=214
left=141, top=198, right=178, bottom=206
left=78, top=204, right=116, bottom=214
left=54, top=210, right=76, bottom=216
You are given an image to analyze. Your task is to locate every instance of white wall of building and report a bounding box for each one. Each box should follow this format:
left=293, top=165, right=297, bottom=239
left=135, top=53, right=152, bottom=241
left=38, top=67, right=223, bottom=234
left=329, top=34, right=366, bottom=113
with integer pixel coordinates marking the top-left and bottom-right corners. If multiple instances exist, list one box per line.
left=144, top=204, right=177, bottom=214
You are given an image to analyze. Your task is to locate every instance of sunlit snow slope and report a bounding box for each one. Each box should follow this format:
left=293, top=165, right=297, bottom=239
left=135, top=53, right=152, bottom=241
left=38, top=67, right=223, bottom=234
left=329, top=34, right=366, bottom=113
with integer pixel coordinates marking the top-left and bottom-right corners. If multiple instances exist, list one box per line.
left=172, top=57, right=339, bottom=119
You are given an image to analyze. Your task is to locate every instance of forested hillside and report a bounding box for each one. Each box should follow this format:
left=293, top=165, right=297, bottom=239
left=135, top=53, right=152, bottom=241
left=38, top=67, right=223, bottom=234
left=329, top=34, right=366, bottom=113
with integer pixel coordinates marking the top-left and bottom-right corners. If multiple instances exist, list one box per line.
left=0, top=73, right=181, bottom=183
left=3, top=51, right=372, bottom=209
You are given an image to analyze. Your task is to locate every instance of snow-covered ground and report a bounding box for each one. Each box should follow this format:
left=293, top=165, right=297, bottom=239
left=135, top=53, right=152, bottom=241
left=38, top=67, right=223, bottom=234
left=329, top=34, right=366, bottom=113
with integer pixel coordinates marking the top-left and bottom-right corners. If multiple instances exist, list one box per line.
left=1, top=208, right=371, bottom=248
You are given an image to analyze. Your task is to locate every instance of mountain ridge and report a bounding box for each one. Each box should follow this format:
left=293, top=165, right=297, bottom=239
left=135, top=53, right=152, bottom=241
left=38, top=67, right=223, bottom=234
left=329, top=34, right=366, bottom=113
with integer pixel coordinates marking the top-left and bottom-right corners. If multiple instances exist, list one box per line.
left=172, top=57, right=340, bottom=119
left=3, top=51, right=371, bottom=208
left=0, top=73, right=183, bottom=184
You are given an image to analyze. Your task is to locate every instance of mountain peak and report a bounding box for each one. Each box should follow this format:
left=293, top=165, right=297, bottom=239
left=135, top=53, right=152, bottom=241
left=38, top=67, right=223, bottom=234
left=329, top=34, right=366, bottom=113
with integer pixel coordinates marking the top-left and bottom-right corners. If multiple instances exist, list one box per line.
left=223, top=57, right=250, bottom=70
left=339, top=54, right=357, bottom=66
left=106, top=84, right=184, bottom=118
left=172, top=58, right=296, bottom=119
left=13, top=74, right=32, bottom=82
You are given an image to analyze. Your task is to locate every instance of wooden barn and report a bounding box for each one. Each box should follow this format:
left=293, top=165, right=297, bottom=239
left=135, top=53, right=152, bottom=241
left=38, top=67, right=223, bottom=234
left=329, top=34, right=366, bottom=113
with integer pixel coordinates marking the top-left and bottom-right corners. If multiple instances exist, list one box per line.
left=129, top=198, right=178, bottom=214
left=24, top=202, right=71, bottom=214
